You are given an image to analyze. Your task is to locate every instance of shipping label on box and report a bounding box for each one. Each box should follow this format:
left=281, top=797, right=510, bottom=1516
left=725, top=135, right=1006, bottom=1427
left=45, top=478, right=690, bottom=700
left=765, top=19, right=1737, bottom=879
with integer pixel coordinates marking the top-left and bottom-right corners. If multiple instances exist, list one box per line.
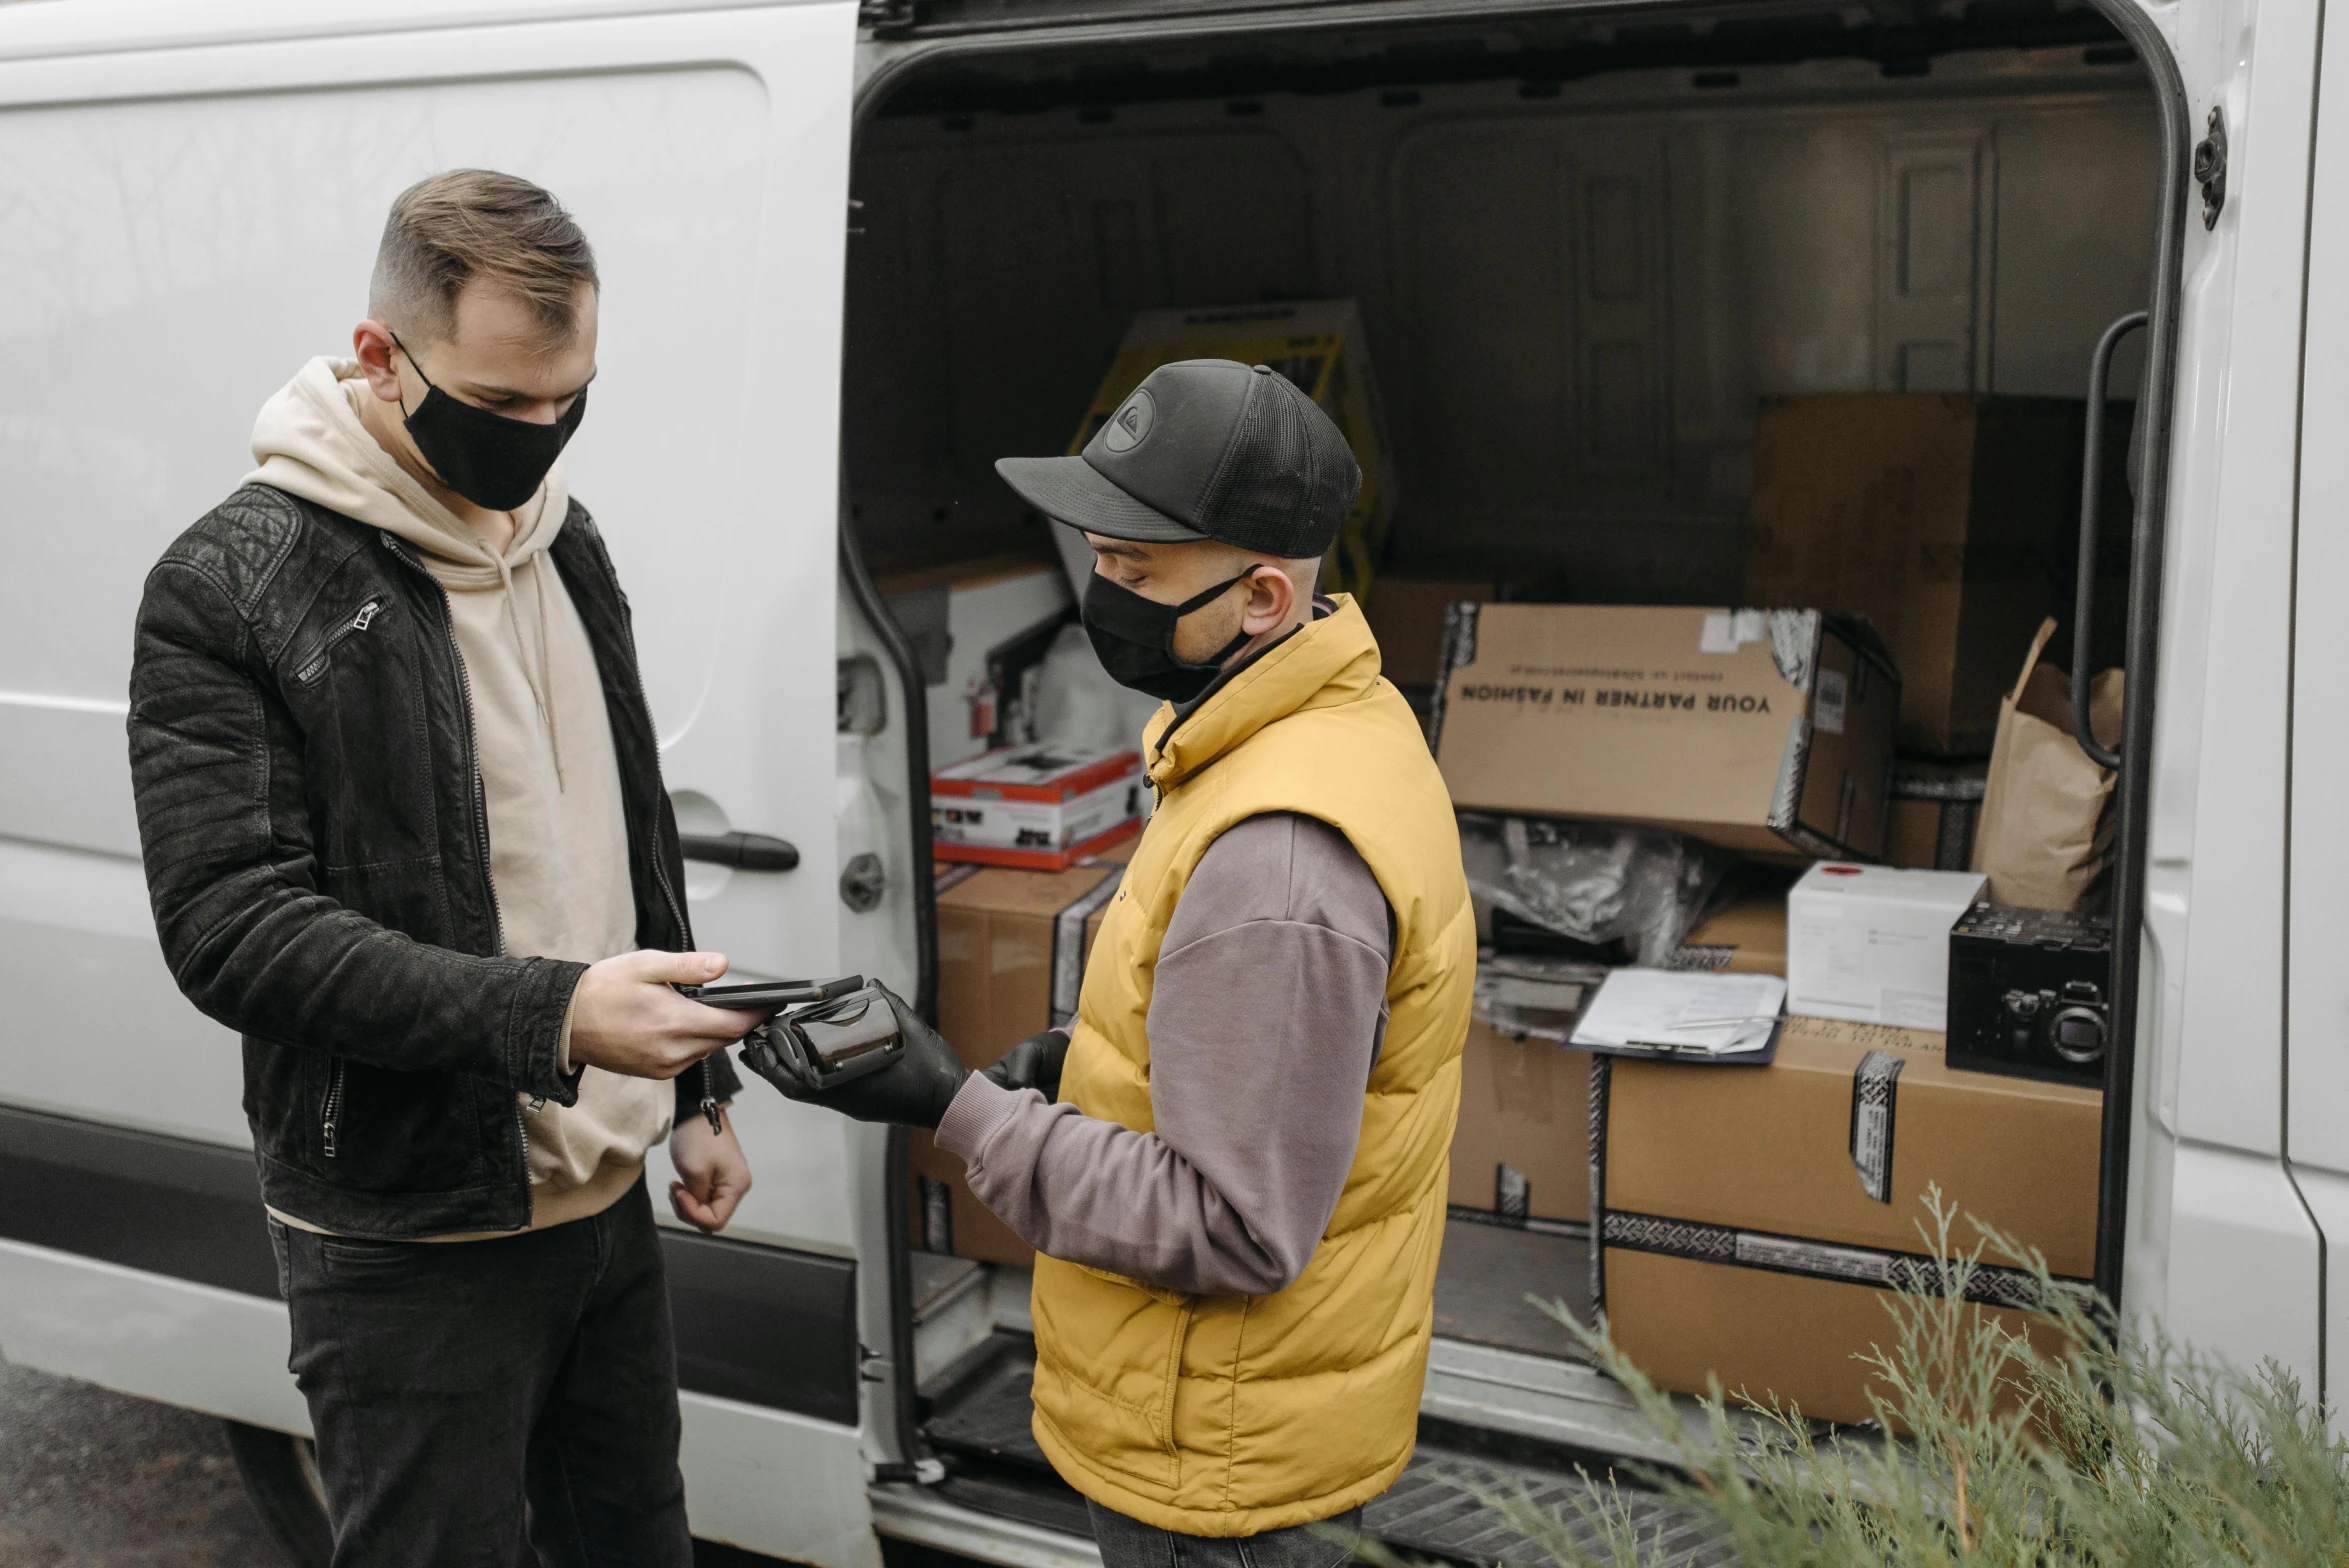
left=1430, top=603, right=1899, bottom=860
left=1786, top=862, right=1985, bottom=1030
left=1072, top=301, right=1397, bottom=596
left=933, top=743, right=1142, bottom=870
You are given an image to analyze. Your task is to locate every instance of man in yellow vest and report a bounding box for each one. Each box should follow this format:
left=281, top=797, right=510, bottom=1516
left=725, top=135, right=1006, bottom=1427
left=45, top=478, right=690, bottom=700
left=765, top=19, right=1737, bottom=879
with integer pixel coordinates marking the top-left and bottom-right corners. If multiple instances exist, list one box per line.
left=747, top=360, right=1475, bottom=1568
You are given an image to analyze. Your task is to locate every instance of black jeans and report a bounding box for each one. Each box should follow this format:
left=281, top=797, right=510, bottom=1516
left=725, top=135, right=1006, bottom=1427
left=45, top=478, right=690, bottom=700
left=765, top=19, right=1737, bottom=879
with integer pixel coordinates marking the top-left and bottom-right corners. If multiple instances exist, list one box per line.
left=269, top=1179, right=692, bottom=1568
left=1088, top=1501, right=1364, bottom=1568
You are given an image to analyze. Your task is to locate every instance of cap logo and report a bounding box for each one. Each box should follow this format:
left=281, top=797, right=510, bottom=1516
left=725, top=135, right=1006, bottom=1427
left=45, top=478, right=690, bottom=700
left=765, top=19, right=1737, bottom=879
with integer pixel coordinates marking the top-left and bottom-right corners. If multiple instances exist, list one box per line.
left=1102, top=388, right=1155, bottom=453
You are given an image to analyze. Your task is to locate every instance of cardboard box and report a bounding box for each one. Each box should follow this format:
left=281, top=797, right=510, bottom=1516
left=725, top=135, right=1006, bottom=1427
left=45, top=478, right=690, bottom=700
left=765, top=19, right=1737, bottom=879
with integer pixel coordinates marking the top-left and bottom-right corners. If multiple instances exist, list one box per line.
left=1594, top=1016, right=2100, bottom=1424
left=1431, top=604, right=1899, bottom=860
left=1365, top=576, right=1495, bottom=690
left=1787, top=862, right=1985, bottom=1030
left=1072, top=301, right=1397, bottom=597
left=911, top=854, right=1131, bottom=1266
left=1672, top=894, right=1788, bottom=975
left=1746, top=395, right=2091, bottom=755
left=932, top=744, right=1143, bottom=870
left=1450, top=1019, right=1594, bottom=1227
left=1885, top=758, right=1989, bottom=871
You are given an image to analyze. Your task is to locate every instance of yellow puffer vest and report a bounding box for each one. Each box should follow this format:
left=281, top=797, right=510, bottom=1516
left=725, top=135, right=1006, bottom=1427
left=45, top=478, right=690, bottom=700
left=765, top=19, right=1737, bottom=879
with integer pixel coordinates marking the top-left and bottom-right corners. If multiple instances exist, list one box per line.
left=1029, top=595, right=1474, bottom=1536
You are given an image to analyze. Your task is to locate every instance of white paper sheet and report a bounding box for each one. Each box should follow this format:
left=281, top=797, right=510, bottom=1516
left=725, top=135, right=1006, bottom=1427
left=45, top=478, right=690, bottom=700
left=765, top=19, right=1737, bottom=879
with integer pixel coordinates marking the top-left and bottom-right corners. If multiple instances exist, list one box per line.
left=1568, top=968, right=1787, bottom=1057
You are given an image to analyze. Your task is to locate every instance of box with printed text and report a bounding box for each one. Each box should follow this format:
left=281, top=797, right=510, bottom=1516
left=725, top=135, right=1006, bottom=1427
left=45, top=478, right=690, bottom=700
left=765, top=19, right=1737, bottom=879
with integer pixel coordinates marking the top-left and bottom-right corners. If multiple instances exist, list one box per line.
left=1786, top=862, right=1986, bottom=1031
left=1431, top=603, right=1900, bottom=860
left=932, top=743, right=1143, bottom=870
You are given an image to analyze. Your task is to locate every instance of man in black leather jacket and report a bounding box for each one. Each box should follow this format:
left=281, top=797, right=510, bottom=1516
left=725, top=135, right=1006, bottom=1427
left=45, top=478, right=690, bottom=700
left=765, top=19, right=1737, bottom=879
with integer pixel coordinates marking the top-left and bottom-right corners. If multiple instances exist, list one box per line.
left=127, top=170, right=768, bottom=1567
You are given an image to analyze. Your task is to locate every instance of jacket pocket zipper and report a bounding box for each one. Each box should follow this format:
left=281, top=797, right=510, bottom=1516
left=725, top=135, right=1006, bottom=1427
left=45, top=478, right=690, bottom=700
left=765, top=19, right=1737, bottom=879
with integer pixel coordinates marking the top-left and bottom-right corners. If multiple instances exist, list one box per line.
left=294, top=601, right=387, bottom=685
left=321, top=1060, right=347, bottom=1159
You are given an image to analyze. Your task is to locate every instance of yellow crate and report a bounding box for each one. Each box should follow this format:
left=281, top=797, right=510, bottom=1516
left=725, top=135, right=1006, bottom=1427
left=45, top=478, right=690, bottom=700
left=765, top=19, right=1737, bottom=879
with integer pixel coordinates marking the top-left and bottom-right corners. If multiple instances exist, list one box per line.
left=1068, top=302, right=1398, bottom=598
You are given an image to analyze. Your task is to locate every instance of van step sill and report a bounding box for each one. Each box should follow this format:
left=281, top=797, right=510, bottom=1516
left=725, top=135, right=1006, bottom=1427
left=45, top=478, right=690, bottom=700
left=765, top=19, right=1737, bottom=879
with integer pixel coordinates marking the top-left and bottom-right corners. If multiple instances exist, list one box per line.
left=919, top=1341, right=1732, bottom=1567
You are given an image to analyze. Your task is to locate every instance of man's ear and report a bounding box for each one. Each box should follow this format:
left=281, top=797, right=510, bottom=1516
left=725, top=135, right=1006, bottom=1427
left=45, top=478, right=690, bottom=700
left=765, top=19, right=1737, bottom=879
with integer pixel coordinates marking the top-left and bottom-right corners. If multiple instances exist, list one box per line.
left=351, top=320, right=406, bottom=404
left=1237, top=561, right=1299, bottom=634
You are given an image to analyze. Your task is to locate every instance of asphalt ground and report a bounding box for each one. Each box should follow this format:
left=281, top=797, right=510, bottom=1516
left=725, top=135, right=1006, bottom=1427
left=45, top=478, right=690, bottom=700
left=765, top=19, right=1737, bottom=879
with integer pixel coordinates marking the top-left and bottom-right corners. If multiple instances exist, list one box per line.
left=0, top=1355, right=968, bottom=1568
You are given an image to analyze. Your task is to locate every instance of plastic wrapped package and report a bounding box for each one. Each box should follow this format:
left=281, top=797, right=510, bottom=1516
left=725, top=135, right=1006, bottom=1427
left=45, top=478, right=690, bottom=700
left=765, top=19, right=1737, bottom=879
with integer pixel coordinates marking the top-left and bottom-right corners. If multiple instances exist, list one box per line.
left=1472, top=953, right=1611, bottom=1042
left=1457, top=813, right=1732, bottom=968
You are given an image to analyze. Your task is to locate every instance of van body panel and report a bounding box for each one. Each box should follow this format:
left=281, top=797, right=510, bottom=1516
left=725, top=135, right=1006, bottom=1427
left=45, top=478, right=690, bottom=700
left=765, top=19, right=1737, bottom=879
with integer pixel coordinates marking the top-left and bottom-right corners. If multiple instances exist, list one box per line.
left=2114, top=0, right=2325, bottom=1381
left=2289, top=0, right=2349, bottom=1433
left=2158, top=1143, right=2323, bottom=1390
left=2288, top=0, right=2349, bottom=1184
left=0, top=6, right=877, bottom=1561
left=3, top=0, right=2332, bottom=1555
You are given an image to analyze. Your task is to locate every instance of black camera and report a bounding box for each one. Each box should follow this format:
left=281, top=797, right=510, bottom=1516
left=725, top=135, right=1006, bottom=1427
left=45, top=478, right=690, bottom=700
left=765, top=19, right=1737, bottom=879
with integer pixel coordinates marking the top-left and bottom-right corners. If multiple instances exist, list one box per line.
left=1946, top=903, right=2111, bottom=1089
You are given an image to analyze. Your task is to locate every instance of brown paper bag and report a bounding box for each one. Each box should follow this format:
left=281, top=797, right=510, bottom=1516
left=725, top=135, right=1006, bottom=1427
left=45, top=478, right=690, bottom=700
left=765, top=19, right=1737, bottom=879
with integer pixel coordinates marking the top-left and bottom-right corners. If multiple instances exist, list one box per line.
left=1970, top=618, right=2124, bottom=912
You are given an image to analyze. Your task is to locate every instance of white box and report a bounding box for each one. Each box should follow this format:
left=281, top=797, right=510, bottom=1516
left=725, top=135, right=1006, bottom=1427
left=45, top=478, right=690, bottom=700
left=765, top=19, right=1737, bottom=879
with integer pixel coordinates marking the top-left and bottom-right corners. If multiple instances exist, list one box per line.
left=1786, top=863, right=1987, bottom=1030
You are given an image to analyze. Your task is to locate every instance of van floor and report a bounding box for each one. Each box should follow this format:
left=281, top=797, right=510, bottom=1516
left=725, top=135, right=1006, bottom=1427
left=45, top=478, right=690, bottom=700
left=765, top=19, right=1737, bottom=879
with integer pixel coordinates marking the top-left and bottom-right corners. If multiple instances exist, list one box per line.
left=1432, top=1219, right=1591, bottom=1361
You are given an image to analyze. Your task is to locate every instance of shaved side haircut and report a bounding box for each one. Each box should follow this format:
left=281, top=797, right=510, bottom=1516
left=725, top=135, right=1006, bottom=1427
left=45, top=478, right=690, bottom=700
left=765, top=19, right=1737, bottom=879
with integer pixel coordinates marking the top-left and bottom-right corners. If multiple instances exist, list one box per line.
left=369, top=169, right=598, bottom=348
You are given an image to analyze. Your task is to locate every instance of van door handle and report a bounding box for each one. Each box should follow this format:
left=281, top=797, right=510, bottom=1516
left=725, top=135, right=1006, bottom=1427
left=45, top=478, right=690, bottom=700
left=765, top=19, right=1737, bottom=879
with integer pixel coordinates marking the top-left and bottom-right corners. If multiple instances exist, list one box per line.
left=679, top=832, right=801, bottom=872
left=2072, top=309, right=2145, bottom=770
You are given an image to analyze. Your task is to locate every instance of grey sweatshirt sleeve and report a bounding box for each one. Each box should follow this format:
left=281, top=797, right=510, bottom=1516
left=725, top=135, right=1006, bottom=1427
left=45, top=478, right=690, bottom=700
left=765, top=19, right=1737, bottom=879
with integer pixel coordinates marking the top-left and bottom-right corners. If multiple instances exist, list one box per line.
left=934, top=813, right=1392, bottom=1296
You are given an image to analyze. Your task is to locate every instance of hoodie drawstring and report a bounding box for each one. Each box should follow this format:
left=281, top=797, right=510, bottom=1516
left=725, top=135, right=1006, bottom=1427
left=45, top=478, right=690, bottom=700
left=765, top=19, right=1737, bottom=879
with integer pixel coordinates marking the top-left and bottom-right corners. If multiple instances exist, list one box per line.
left=493, top=548, right=565, bottom=791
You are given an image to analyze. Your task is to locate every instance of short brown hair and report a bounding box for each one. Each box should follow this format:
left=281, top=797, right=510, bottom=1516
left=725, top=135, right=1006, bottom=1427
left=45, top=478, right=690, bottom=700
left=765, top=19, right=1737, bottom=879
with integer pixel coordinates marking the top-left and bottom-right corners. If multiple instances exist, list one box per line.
left=369, top=170, right=597, bottom=346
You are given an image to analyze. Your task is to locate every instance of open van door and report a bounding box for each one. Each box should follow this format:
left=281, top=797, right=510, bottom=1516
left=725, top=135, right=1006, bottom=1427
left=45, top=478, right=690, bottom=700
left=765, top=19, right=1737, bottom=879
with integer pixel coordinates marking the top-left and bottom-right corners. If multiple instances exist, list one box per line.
left=0, top=5, right=875, bottom=1562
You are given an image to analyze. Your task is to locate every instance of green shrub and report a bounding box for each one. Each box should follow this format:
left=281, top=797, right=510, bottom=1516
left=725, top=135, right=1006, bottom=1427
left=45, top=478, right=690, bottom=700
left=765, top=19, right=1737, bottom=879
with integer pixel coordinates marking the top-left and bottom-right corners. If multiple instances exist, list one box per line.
left=1410, top=1190, right=2349, bottom=1566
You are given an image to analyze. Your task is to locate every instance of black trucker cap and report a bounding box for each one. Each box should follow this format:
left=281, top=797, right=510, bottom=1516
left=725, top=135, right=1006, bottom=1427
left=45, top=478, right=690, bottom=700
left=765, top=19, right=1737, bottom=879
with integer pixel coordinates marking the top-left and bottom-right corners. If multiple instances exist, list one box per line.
left=995, top=359, right=1362, bottom=558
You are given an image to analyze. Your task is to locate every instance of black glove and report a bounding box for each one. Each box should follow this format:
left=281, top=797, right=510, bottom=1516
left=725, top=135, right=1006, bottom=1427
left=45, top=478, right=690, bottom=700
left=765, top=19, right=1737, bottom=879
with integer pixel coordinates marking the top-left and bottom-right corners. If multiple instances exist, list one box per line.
left=984, top=1027, right=1070, bottom=1101
left=738, top=983, right=969, bottom=1129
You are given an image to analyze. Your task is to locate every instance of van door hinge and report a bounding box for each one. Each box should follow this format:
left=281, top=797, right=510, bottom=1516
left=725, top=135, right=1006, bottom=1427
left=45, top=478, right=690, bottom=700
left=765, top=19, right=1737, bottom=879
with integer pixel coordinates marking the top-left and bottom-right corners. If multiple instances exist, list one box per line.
left=2193, top=106, right=2227, bottom=230
left=859, top=0, right=920, bottom=38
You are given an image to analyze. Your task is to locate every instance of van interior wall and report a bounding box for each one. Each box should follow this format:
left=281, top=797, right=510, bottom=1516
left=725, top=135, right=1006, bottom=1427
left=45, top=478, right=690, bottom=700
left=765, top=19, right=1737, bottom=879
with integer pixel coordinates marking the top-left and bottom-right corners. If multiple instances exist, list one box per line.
left=845, top=43, right=2157, bottom=602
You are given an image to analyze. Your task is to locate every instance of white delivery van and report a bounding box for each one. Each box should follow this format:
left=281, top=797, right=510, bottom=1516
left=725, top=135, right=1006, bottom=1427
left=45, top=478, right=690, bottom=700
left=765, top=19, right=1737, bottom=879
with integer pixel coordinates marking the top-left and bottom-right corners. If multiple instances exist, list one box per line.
left=0, top=0, right=2339, bottom=1562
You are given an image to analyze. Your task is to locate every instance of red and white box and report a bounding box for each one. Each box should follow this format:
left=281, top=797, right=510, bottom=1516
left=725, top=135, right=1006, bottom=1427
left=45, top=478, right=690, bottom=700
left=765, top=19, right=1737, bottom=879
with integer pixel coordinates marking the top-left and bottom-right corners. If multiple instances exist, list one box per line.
left=932, top=744, right=1144, bottom=870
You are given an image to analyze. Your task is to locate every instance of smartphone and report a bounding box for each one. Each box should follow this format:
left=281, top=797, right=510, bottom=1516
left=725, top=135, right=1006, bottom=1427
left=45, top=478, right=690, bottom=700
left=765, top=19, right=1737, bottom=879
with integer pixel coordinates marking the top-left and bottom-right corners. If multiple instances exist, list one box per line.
left=676, top=975, right=864, bottom=1010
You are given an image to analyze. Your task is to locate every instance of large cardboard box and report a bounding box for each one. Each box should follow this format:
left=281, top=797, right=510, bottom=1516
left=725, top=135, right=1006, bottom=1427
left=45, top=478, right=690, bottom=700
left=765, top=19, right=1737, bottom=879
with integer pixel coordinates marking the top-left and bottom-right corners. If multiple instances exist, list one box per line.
left=1072, top=302, right=1397, bottom=596
left=1449, top=1020, right=1593, bottom=1226
left=1746, top=395, right=2090, bottom=756
left=1885, top=758, right=1989, bottom=871
left=1672, top=894, right=1788, bottom=975
left=1593, top=1016, right=2099, bottom=1424
left=1432, top=604, right=1899, bottom=860
left=909, top=853, right=1129, bottom=1266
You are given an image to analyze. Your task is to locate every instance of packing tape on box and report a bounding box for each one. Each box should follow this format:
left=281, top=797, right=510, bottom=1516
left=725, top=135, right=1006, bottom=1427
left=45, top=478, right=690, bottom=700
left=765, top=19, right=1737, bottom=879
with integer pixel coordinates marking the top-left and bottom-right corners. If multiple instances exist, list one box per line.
left=1596, top=1210, right=2080, bottom=1310
left=1848, top=1049, right=1905, bottom=1205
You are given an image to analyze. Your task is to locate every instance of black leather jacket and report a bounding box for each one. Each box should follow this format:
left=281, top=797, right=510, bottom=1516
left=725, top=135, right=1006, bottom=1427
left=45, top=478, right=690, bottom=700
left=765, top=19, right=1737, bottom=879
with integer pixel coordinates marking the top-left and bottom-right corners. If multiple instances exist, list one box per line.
left=128, top=483, right=741, bottom=1238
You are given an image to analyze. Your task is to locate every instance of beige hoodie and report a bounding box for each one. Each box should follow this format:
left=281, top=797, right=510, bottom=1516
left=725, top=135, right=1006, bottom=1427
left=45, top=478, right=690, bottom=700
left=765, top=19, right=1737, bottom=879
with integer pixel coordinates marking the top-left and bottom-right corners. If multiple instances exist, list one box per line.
left=251, top=357, right=669, bottom=1236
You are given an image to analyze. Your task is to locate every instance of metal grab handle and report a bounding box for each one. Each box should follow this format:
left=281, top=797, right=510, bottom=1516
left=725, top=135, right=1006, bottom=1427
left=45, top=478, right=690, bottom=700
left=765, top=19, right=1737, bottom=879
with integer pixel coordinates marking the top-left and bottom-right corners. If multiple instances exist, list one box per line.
left=2073, top=309, right=2147, bottom=770
left=678, top=831, right=801, bottom=872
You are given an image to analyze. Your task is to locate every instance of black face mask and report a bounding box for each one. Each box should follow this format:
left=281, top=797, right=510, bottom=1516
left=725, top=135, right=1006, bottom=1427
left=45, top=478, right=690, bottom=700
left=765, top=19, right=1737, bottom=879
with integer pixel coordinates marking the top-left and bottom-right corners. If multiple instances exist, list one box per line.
left=390, top=331, right=587, bottom=511
left=1082, top=570, right=1255, bottom=703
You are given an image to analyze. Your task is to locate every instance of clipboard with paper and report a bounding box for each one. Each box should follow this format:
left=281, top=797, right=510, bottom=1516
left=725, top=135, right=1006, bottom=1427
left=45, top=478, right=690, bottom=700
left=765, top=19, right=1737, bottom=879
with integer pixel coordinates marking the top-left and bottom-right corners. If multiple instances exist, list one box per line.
left=1567, top=968, right=1786, bottom=1064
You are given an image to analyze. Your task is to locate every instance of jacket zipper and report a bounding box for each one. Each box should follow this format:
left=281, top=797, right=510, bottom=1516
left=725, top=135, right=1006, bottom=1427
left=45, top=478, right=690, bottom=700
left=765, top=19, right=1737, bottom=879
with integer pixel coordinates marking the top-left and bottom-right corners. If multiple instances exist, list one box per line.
left=321, top=1059, right=346, bottom=1158
left=294, top=600, right=386, bottom=684
left=601, top=539, right=722, bottom=1134
left=378, top=536, right=529, bottom=1177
